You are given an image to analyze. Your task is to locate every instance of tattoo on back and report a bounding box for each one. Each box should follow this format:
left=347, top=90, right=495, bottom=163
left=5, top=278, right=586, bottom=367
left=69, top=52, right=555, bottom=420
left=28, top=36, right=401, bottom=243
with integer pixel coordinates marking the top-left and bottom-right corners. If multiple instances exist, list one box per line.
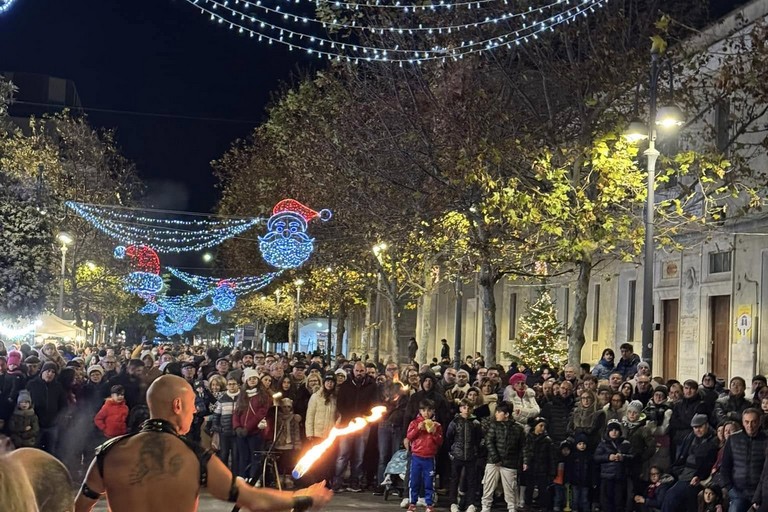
left=129, top=436, right=184, bottom=485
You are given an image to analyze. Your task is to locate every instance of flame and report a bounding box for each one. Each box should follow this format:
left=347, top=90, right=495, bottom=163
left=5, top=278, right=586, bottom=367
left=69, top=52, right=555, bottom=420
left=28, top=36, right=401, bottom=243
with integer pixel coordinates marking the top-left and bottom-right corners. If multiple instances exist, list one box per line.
left=292, top=406, right=387, bottom=479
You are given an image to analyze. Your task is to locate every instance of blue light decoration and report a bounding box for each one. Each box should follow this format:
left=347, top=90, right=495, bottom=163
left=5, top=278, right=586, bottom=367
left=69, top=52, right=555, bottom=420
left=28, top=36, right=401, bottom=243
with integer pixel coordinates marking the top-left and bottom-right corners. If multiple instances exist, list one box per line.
left=67, top=198, right=331, bottom=335
left=259, top=199, right=331, bottom=269
left=66, top=201, right=264, bottom=253
left=0, top=0, right=17, bottom=14
left=182, top=0, right=607, bottom=63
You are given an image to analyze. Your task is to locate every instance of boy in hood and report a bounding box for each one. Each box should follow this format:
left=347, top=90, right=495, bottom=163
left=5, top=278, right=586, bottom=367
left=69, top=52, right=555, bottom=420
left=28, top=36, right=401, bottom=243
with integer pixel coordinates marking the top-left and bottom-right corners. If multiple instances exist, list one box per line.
left=594, top=419, right=633, bottom=512
left=9, top=390, right=39, bottom=448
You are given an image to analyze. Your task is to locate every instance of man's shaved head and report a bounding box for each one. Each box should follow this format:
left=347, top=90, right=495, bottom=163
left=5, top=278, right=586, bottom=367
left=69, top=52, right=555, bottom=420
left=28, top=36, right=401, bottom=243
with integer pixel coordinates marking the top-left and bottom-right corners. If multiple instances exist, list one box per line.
left=6, top=448, right=73, bottom=512
left=147, top=374, right=195, bottom=434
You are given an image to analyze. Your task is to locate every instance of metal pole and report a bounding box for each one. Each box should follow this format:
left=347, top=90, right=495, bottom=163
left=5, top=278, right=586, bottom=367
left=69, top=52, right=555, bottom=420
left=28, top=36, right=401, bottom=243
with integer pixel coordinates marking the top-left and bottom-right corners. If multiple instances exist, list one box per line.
left=294, top=286, right=302, bottom=355
left=641, top=53, right=661, bottom=370
left=57, top=245, right=67, bottom=317
left=373, top=273, right=382, bottom=365
left=327, top=302, right=333, bottom=368
left=453, top=276, right=462, bottom=370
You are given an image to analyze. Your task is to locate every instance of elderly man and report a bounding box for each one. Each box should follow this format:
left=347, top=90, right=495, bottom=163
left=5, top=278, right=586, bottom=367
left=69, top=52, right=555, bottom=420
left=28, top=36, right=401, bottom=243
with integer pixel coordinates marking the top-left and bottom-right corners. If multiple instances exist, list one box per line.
left=74, top=375, right=331, bottom=512
left=720, top=408, right=767, bottom=512
left=661, top=414, right=718, bottom=512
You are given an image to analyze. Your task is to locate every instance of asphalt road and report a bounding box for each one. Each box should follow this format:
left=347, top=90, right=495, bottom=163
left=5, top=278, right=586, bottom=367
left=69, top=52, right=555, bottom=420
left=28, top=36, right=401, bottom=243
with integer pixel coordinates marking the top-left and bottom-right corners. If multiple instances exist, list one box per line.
left=92, top=489, right=407, bottom=511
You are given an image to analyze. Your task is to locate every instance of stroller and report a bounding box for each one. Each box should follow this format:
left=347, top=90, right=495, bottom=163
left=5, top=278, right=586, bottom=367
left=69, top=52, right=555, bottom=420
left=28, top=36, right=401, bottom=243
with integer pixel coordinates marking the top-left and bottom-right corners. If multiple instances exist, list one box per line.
left=382, top=449, right=408, bottom=501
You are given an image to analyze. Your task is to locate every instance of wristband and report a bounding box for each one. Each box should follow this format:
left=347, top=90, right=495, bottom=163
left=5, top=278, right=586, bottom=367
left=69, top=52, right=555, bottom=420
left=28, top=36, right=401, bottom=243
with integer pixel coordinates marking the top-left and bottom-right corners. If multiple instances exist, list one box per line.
left=292, top=495, right=313, bottom=511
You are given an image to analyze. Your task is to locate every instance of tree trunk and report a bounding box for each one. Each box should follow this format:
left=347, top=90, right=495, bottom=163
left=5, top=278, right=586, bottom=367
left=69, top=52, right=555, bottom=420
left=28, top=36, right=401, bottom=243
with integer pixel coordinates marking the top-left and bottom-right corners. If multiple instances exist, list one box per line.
left=478, top=261, right=499, bottom=367
left=417, top=291, right=433, bottom=364
left=567, top=259, right=592, bottom=366
left=336, top=301, right=347, bottom=358
left=388, top=297, right=401, bottom=364
left=361, top=289, right=373, bottom=359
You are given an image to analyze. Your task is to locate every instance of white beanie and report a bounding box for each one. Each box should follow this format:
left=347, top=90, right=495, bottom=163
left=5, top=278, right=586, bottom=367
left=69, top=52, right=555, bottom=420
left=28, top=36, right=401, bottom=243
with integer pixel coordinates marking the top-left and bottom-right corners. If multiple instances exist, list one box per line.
left=243, top=368, right=259, bottom=383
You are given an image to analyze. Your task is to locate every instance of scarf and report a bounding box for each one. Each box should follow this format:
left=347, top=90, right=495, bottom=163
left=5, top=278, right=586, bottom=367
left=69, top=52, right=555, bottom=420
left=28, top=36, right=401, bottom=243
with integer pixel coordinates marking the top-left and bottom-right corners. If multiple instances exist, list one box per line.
left=246, top=387, right=259, bottom=398
left=226, top=390, right=239, bottom=399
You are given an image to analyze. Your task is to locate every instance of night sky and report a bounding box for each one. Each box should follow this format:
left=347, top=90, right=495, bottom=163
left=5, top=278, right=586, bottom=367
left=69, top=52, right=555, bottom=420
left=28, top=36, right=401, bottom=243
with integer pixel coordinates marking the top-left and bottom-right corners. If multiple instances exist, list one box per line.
left=0, top=0, right=308, bottom=213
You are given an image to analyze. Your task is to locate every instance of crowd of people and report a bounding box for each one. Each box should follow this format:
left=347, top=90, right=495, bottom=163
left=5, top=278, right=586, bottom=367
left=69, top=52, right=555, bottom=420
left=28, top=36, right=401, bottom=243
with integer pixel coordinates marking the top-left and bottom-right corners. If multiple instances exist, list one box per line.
left=1, top=337, right=768, bottom=512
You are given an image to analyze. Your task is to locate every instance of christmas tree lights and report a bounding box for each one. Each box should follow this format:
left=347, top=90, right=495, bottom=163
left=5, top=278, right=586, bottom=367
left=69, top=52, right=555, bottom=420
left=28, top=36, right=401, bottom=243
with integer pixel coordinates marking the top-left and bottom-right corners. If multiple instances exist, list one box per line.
left=185, top=0, right=607, bottom=63
left=513, top=289, right=567, bottom=369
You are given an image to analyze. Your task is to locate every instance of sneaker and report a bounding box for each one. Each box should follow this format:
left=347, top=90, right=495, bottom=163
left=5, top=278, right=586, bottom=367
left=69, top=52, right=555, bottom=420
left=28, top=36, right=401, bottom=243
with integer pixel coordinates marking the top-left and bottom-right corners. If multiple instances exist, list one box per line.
left=466, top=506, right=476, bottom=512
left=373, top=486, right=385, bottom=496
left=407, top=505, right=418, bottom=512
left=254, top=479, right=262, bottom=488
left=333, top=486, right=345, bottom=493
left=450, top=504, right=460, bottom=512
left=347, top=485, right=363, bottom=493
left=401, top=498, right=411, bottom=508
left=417, top=498, right=427, bottom=507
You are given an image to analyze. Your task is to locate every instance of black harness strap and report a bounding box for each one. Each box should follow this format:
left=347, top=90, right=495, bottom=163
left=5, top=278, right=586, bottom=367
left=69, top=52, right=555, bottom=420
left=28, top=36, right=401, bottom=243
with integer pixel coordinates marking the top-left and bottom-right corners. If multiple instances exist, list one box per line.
left=94, top=419, right=214, bottom=487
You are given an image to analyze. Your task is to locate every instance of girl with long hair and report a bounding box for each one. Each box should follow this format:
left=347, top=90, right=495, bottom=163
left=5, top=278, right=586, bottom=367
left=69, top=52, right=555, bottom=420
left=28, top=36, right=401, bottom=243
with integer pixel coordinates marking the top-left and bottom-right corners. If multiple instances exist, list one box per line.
left=305, top=373, right=338, bottom=484
left=232, top=368, right=272, bottom=481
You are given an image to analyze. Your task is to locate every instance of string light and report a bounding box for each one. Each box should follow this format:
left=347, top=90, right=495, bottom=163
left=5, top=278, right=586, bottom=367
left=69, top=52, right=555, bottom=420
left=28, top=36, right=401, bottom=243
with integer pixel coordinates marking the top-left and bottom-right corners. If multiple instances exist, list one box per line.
left=0, top=0, right=17, bottom=14
left=67, top=201, right=263, bottom=253
left=167, top=267, right=283, bottom=295
left=185, top=0, right=607, bottom=63
left=211, top=0, right=571, bottom=34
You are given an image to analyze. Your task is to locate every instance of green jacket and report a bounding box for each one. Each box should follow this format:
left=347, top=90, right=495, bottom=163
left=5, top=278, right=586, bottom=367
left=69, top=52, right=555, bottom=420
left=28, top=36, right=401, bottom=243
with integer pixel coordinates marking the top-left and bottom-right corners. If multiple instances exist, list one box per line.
left=9, top=408, right=39, bottom=448
left=485, top=418, right=525, bottom=469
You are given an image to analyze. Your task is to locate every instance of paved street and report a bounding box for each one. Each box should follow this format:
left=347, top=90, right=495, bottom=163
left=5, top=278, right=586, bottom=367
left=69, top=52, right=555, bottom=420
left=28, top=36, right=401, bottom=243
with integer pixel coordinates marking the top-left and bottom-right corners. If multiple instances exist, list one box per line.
left=92, top=489, right=407, bottom=511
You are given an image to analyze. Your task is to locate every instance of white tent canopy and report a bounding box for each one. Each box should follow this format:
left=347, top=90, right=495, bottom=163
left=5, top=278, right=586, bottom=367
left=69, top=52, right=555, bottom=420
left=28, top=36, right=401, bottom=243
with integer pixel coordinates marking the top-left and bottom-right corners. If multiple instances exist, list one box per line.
left=34, top=314, right=85, bottom=342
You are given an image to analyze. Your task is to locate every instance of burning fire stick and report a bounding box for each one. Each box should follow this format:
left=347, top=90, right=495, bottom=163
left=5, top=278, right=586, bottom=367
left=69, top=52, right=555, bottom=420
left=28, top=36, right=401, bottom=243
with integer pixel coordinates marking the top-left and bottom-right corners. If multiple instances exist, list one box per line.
left=292, top=405, right=387, bottom=479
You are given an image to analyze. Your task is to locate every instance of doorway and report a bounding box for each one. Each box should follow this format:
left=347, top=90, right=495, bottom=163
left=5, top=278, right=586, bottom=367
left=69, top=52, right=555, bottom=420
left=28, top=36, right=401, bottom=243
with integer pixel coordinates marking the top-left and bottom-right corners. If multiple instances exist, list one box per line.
left=662, top=299, right=679, bottom=380
left=710, top=295, right=731, bottom=379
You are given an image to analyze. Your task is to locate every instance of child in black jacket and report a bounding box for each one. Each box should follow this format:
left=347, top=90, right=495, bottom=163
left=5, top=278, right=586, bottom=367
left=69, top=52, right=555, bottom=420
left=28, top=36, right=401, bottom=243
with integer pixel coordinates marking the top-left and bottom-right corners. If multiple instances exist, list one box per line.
left=523, top=416, right=556, bottom=512
left=594, top=419, right=633, bottom=512
left=570, top=432, right=594, bottom=512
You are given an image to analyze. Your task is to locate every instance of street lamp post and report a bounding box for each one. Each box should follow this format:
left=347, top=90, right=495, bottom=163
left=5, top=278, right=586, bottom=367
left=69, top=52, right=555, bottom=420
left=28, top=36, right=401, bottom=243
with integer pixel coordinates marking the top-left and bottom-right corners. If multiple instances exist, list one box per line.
left=293, top=279, right=304, bottom=355
left=57, top=232, right=73, bottom=317
left=625, top=51, right=684, bottom=371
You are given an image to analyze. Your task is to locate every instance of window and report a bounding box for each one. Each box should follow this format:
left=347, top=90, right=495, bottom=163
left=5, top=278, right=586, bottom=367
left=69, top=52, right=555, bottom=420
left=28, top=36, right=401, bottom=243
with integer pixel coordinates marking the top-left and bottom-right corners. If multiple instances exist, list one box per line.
left=709, top=251, right=732, bottom=274
left=509, top=293, right=517, bottom=340
left=592, top=284, right=601, bottom=342
left=715, top=99, right=731, bottom=154
left=627, top=280, right=636, bottom=342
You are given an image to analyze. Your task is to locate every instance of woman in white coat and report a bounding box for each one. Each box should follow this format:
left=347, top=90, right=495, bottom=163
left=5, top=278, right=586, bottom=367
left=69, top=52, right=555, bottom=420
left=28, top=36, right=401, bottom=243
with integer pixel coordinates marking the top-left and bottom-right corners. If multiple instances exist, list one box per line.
left=503, top=373, right=540, bottom=428
left=304, top=373, right=339, bottom=485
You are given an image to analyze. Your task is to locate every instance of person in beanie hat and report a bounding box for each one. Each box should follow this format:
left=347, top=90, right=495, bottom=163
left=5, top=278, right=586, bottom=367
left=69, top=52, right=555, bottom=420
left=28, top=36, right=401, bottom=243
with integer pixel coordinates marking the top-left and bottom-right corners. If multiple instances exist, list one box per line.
left=570, top=432, right=593, bottom=512
left=94, top=385, right=129, bottom=439
left=595, top=419, right=633, bottom=512
left=25, top=361, right=67, bottom=455
left=24, top=355, right=41, bottom=378
left=644, top=385, right=673, bottom=474
left=9, top=390, right=39, bottom=448
left=6, top=349, right=22, bottom=369
left=623, top=400, right=656, bottom=507
left=523, top=416, right=555, bottom=511
left=503, top=372, right=540, bottom=429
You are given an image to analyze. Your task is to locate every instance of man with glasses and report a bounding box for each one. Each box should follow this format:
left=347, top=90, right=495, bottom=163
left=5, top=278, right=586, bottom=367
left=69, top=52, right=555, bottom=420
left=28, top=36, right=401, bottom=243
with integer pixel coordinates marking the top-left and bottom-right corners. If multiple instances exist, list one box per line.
left=101, top=357, right=119, bottom=381
left=440, top=368, right=458, bottom=395
left=632, top=376, right=654, bottom=406
left=661, top=414, right=718, bottom=512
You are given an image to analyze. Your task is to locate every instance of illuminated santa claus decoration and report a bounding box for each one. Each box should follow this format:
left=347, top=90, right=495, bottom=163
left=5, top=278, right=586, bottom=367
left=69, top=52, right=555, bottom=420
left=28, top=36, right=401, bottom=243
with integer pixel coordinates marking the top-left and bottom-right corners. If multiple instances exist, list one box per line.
left=258, top=199, right=331, bottom=269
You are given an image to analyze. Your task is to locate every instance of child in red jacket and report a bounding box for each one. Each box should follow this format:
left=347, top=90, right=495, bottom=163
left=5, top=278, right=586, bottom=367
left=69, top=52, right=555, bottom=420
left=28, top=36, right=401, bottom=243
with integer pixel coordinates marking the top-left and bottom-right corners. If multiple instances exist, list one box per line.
left=406, top=399, right=443, bottom=512
left=94, top=385, right=129, bottom=438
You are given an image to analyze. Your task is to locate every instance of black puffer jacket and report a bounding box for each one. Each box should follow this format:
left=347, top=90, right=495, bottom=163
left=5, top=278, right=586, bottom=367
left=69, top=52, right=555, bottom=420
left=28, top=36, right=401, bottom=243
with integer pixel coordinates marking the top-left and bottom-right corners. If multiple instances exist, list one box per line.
left=486, top=418, right=525, bottom=469
left=594, top=433, right=633, bottom=480
left=446, top=414, right=483, bottom=461
left=720, top=430, right=768, bottom=495
left=714, top=394, right=751, bottom=425
left=669, top=393, right=706, bottom=446
left=541, top=395, right=574, bottom=443
left=523, top=432, right=556, bottom=479
left=403, top=373, right=451, bottom=431
left=25, top=376, right=68, bottom=428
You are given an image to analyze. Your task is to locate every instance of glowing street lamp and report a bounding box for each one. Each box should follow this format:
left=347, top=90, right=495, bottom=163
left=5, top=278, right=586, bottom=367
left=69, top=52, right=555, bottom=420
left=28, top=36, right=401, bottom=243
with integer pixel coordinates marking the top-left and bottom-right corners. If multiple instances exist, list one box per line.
left=292, top=279, right=304, bottom=355
left=623, top=51, right=685, bottom=370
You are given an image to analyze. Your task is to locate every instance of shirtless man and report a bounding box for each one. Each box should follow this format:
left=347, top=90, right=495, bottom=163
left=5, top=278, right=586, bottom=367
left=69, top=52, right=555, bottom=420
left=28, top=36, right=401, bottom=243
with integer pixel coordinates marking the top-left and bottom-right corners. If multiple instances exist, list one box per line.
left=74, top=374, right=332, bottom=512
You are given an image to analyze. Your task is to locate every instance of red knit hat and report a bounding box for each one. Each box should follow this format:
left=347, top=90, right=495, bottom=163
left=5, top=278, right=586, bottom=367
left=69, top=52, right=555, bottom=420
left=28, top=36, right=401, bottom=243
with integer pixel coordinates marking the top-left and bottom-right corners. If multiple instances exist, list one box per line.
left=509, top=373, right=527, bottom=386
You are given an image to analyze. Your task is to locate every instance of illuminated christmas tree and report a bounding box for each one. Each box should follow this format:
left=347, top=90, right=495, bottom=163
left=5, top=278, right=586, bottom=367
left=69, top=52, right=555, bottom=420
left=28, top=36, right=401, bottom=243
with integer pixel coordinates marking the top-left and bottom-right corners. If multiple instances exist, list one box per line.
left=513, top=289, right=567, bottom=369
